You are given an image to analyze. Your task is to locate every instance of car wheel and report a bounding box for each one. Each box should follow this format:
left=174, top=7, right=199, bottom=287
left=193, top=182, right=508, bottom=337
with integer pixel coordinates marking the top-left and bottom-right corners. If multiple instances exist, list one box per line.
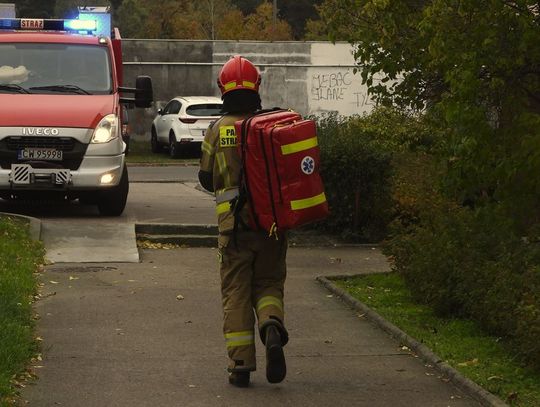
left=151, top=127, right=162, bottom=153
left=97, top=165, right=129, bottom=216
left=169, top=133, right=180, bottom=158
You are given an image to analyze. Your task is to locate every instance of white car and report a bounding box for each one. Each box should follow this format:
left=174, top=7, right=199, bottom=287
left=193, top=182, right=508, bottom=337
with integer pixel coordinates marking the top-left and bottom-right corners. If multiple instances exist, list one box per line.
left=151, top=96, right=223, bottom=157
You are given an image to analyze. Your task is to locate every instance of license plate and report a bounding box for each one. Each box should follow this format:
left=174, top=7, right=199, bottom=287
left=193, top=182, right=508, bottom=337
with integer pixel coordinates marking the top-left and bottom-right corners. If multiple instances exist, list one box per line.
left=18, top=148, right=63, bottom=161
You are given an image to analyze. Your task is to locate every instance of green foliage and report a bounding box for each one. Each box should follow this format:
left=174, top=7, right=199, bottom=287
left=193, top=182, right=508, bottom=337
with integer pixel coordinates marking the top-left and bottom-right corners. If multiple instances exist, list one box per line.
left=0, top=217, right=43, bottom=403
left=9, top=0, right=55, bottom=18
left=116, top=0, right=293, bottom=40
left=318, top=0, right=540, bottom=370
left=316, top=113, right=392, bottom=242
left=385, top=205, right=540, bottom=368
left=315, top=107, right=436, bottom=242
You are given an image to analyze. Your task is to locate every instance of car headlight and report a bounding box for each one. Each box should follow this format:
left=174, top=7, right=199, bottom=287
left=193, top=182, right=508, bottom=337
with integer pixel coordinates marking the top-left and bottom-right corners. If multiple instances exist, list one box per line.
left=91, top=114, right=119, bottom=144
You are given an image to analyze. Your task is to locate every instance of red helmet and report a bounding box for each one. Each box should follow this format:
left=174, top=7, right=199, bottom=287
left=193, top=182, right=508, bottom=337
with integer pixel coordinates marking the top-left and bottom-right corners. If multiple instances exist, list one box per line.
left=217, top=55, right=261, bottom=96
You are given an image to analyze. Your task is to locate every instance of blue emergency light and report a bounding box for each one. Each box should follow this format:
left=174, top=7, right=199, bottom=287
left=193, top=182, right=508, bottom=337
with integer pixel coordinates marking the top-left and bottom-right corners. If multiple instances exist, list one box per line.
left=0, top=18, right=97, bottom=34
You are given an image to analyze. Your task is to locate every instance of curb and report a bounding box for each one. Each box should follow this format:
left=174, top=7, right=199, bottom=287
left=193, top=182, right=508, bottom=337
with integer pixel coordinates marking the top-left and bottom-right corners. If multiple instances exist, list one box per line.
left=134, top=222, right=380, bottom=248
left=0, top=212, right=42, bottom=241
left=316, top=274, right=509, bottom=407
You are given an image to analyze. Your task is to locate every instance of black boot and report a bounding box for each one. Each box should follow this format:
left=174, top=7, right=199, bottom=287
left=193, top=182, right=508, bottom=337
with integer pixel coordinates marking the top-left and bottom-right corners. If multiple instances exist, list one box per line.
left=264, top=325, right=286, bottom=383
left=228, top=371, right=250, bottom=387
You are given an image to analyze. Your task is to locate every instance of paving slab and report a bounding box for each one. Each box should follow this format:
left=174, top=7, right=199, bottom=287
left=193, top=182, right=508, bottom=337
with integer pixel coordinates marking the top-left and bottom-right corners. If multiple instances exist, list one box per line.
left=41, top=221, right=139, bottom=263
left=22, top=247, right=481, bottom=407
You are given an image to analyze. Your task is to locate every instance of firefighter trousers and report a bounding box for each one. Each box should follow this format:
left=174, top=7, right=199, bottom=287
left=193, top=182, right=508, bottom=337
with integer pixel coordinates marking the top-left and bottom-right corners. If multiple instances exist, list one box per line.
left=217, top=230, right=288, bottom=372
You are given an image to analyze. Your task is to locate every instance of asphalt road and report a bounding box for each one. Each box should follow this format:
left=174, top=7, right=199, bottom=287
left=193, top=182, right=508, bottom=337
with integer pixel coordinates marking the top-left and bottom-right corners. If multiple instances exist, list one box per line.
left=127, top=164, right=199, bottom=183
left=0, top=164, right=213, bottom=263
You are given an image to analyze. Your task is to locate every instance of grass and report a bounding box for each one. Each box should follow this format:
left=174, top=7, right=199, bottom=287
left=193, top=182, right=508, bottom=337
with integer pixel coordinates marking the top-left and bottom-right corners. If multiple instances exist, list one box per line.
left=335, top=273, right=540, bottom=406
left=126, top=140, right=200, bottom=165
left=0, top=217, right=44, bottom=406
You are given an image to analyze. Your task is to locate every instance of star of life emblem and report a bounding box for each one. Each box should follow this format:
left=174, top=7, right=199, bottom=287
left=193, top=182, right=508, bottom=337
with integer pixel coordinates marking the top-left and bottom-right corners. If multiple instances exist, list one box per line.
left=301, top=156, right=315, bottom=175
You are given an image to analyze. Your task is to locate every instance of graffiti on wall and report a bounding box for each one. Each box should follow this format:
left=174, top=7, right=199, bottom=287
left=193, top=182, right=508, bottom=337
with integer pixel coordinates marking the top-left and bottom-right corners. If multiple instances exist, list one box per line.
left=308, top=68, right=375, bottom=115
left=311, top=71, right=352, bottom=101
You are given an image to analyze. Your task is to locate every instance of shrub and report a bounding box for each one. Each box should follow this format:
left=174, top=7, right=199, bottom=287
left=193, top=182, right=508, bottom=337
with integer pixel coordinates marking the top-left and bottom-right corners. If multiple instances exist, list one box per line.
left=385, top=205, right=540, bottom=368
left=314, top=107, right=437, bottom=242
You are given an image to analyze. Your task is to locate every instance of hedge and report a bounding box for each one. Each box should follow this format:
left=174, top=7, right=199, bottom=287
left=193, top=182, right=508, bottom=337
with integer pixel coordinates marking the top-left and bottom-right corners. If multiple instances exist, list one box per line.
left=314, top=108, right=435, bottom=242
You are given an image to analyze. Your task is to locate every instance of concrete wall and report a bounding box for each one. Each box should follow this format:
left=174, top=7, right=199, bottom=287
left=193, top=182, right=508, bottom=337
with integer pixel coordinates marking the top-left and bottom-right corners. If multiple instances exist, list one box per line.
left=121, top=40, right=374, bottom=138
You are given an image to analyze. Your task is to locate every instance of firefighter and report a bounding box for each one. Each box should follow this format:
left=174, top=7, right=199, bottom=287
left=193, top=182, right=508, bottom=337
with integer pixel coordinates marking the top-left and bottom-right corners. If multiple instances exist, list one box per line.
left=199, top=55, right=289, bottom=387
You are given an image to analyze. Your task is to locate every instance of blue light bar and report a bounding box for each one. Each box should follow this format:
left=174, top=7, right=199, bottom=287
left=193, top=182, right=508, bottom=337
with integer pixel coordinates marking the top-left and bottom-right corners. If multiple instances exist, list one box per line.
left=64, top=19, right=97, bottom=32
left=0, top=18, right=97, bottom=34
left=0, top=18, right=20, bottom=29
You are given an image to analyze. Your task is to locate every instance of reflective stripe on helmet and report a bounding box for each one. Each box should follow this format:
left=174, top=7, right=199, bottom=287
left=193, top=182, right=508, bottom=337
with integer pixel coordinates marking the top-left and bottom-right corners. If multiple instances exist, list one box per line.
left=225, top=330, right=255, bottom=348
left=256, top=296, right=283, bottom=313
left=222, top=80, right=256, bottom=91
left=242, top=80, right=256, bottom=89
left=290, top=192, right=327, bottom=211
left=218, top=55, right=261, bottom=95
left=281, top=137, right=318, bottom=155
left=223, top=81, right=237, bottom=91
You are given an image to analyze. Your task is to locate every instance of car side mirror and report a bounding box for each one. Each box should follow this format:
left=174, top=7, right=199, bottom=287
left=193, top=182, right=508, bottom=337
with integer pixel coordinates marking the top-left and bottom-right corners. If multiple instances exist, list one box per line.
left=157, top=108, right=163, bottom=115
left=135, top=76, right=153, bottom=108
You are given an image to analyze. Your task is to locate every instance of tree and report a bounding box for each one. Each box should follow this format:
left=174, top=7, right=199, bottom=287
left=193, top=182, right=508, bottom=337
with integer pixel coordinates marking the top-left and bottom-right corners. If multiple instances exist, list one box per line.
left=231, top=0, right=261, bottom=14
left=193, top=0, right=239, bottom=40
left=242, top=2, right=292, bottom=40
left=278, top=0, right=322, bottom=40
left=319, top=0, right=540, bottom=226
left=303, top=18, right=328, bottom=41
left=216, top=9, right=246, bottom=40
left=116, top=0, right=293, bottom=40
left=11, top=0, right=56, bottom=18
left=117, top=0, right=201, bottom=39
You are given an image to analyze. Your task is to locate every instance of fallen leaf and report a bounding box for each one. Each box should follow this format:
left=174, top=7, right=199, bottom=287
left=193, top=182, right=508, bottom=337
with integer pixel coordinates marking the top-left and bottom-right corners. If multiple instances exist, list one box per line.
left=176, top=294, right=185, bottom=301
left=49, top=281, right=59, bottom=285
left=457, top=358, right=479, bottom=367
left=69, top=276, right=79, bottom=281
left=326, top=294, right=333, bottom=298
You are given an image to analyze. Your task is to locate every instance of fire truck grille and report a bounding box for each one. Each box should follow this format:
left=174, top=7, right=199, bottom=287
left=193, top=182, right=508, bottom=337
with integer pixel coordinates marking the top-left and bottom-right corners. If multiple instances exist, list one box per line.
left=0, top=137, right=88, bottom=170
left=6, top=137, right=75, bottom=151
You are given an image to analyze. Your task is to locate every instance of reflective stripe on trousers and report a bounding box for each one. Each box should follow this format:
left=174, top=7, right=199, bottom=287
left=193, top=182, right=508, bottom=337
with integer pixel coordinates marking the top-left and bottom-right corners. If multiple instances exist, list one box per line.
left=256, top=296, right=283, bottom=314
left=224, top=330, right=255, bottom=348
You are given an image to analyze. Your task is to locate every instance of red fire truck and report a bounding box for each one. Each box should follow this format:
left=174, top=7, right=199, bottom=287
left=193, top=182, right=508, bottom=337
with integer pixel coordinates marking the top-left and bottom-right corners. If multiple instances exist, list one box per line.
left=0, top=7, right=152, bottom=215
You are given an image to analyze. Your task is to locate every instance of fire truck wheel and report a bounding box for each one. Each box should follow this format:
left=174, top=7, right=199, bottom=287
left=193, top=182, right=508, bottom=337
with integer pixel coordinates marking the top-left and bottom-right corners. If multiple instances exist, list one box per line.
left=151, top=127, right=162, bottom=153
left=169, top=133, right=181, bottom=158
left=97, top=165, right=129, bottom=216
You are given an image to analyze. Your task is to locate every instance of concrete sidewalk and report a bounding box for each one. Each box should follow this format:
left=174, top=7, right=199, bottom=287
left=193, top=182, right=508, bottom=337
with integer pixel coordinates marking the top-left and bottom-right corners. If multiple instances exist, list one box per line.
left=23, top=246, right=480, bottom=407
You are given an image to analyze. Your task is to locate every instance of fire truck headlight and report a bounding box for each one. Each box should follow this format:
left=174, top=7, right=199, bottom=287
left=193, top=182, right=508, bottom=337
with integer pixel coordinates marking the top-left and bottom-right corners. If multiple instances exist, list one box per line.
left=91, top=114, right=119, bottom=143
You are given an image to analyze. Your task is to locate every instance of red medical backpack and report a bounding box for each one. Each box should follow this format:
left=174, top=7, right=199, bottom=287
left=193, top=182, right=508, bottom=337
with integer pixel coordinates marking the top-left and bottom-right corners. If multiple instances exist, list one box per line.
left=235, top=109, right=329, bottom=235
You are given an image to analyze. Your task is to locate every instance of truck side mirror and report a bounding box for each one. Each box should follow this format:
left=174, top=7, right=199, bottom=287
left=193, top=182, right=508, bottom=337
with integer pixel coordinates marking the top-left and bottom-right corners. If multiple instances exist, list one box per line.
left=135, top=76, right=153, bottom=108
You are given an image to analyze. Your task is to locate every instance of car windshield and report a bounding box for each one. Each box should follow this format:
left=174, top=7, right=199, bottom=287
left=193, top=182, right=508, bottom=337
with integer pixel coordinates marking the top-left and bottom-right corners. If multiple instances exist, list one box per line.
left=186, top=104, right=223, bottom=117
left=0, top=43, right=112, bottom=94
